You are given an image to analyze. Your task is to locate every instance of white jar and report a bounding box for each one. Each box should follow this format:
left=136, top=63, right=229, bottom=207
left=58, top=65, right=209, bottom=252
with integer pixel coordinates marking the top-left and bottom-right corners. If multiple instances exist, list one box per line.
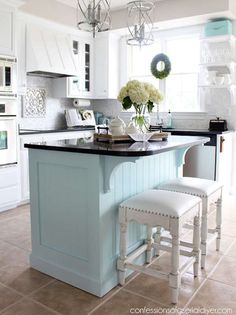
left=109, top=116, right=126, bottom=136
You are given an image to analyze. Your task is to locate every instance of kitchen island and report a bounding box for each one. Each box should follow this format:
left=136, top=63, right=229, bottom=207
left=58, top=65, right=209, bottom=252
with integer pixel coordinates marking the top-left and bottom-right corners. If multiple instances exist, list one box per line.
left=25, top=135, right=209, bottom=297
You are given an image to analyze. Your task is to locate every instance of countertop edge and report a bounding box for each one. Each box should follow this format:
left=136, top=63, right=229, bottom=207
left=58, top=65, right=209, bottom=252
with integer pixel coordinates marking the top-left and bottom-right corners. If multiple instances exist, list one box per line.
left=25, top=136, right=210, bottom=157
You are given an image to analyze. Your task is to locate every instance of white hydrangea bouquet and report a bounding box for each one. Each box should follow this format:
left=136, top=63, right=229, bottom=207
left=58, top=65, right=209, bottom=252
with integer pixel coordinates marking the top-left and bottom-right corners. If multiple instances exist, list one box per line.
left=117, top=80, right=163, bottom=132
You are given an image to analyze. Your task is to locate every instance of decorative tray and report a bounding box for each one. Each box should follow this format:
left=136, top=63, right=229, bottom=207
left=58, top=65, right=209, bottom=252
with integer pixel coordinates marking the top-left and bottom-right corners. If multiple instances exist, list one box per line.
left=94, top=132, right=169, bottom=143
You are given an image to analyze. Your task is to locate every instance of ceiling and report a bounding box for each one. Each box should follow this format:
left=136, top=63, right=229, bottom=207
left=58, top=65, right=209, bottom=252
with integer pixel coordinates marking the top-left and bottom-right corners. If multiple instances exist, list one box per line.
left=56, top=0, right=161, bottom=11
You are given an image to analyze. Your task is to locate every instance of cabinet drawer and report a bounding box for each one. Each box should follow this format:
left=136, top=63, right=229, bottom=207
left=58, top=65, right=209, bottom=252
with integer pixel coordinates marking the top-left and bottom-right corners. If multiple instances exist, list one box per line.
left=0, top=166, right=19, bottom=189
left=0, top=185, right=19, bottom=206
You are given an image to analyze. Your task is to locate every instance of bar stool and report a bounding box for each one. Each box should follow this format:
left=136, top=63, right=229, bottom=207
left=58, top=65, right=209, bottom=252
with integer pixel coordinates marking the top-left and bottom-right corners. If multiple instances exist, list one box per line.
left=117, top=190, right=202, bottom=304
left=158, top=177, right=223, bottom=269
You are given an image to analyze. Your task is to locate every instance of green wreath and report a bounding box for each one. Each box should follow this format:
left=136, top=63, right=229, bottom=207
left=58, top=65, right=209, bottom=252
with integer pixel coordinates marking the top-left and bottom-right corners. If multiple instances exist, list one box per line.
left=150, top=53, right=171, bottom=80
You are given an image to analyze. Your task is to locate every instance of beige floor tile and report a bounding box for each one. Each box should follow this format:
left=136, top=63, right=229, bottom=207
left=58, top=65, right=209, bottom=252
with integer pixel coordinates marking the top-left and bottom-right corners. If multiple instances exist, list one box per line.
left=124, top=271, right=204, bottom=307
left=0, top=265, right=55, bottom=295
left=209, top=255, right=236, bottom=287
left=222, top=219, right=236, bottom=238
left=0, top=205, right=29, bottom=222
left=224, top=240, right=236, bottom=258
left=0, top=240, right=30, bottom=269
left=0, top=214, right=32, bottom=251
left=222, top=195, right=236, bottom=221
left=1, top=298, right=58, bottom=315
left=188, top=279, right=236, bottom=313
left=31, top=280, right=118, bottom=315
left=91, top=289, right=180, bottom=315
left=0, top=283, right=22, bottom=312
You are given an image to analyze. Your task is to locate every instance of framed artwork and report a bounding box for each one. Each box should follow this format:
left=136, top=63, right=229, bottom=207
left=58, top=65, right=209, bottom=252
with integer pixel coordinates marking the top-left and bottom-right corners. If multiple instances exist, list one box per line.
left=22, top=88, right=46, bottom=118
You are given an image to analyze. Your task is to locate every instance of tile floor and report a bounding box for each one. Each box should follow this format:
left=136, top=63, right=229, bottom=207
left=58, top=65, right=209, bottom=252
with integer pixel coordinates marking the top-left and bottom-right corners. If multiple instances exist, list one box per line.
left=0, top=195, right=235, bottom=315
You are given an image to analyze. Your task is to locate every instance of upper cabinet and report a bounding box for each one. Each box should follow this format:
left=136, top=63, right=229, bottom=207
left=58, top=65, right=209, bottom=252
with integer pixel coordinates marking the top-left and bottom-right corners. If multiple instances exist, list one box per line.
left=52, top=35, right=94, bottom=99
left=0, top=4, right=15, bottom=56
left=94, top=32, right=120, bottom=99
left=70, top=35, right=93, bottom=98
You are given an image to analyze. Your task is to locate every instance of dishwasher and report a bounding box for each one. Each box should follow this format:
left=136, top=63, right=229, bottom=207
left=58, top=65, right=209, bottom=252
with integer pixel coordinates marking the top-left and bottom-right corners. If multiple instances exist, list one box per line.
left=158, top=129, right=233, bottom=192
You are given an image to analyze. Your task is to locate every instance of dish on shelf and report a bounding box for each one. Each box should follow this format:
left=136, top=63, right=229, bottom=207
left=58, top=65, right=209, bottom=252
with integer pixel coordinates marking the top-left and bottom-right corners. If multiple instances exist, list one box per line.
left=128, top=132, right=154, bottom=142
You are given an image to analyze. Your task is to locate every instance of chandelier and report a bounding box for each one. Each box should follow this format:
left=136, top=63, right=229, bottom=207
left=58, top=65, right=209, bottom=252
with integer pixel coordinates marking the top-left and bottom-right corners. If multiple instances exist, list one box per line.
left=77, top=0, right=111, bottom=37
left=127, top=0, right=154, bottom=46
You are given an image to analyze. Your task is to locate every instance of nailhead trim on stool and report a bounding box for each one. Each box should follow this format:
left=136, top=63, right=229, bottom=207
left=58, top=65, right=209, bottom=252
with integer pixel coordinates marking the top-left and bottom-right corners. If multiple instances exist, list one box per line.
left=117, top=189, right=202, bottom=304
left=158, top=177, right=223, bottom=269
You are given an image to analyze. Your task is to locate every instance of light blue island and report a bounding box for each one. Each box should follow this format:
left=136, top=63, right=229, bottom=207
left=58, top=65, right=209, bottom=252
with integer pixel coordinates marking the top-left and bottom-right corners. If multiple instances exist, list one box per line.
left=25, top=135, right=208, bottom=297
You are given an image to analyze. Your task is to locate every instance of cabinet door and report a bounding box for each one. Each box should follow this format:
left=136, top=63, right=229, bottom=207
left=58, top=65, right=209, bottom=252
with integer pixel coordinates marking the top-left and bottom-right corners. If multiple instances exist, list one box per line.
left=80, top=40, right=93, bottom=98
left=69, top=36, right=93, bottom=98
left=94, top=35, right=108, bottom=98
left=0, top=6, right=15, bottom=55
left=94, top=33, right=119, bottom=99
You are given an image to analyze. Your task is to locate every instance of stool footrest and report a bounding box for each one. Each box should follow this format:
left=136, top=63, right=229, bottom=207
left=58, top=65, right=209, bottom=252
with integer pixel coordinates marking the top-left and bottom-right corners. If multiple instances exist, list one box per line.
left=208, top=228, right=217, bottom=234
left=206, top=231, right=217, bottom=244
left=126, top=262, right=169, bottom=281
left=179, top=257, right=196, bottom=275
left=125, top=244, right=148, bottom=264
left=183, top=223, right=194, bottom=230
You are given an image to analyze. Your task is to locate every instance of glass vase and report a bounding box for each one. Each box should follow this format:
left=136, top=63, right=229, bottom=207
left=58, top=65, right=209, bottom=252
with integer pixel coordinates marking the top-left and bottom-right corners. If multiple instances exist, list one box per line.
left=131, top=110, right=150, bottom=133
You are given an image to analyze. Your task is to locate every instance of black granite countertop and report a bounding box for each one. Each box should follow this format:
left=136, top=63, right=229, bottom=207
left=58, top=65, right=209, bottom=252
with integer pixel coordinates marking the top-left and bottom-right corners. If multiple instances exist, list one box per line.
left=19, top=126, right=95, bottom=135
left=162, top=128, right=232, bottom=135
left=25, top=135, right=209, bottom=157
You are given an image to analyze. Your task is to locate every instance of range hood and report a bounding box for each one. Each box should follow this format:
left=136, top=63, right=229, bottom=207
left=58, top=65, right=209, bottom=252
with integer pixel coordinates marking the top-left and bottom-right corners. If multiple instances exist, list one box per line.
left=26, top=25, right=79, bottom=78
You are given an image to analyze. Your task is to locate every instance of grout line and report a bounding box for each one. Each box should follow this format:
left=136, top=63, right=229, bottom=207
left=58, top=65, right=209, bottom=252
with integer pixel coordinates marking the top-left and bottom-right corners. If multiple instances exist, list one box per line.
left=0, top=239, right=32, bottom=253
left=28, top=278, right=57, bottom=297
left=0, top=297, right=25, bottom=315
left=122, top=287, right=172, bottom=308
left=24, top=296, right=63, bottom=315
left=183, top=243, right=234, bottom=310
left=223, top=238, right=236, bottom=256
left=88, top=270, right=144, bottom=314
left=0, top=282, right=25, bottom=298
left=206, top=276, right=236, bottom=288
left=88, top=286, right=124, bottom=315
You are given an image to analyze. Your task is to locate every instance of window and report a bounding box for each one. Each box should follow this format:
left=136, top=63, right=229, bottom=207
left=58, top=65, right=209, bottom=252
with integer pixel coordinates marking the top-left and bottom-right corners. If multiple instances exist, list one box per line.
left=126, top=26, right=201, bottom=112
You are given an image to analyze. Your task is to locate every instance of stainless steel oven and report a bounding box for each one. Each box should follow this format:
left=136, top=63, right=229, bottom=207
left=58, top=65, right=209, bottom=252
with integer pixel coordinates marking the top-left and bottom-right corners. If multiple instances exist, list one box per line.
left=0, top=56, right=17, bottom=98
left=0, top=100, right=17, bottom=166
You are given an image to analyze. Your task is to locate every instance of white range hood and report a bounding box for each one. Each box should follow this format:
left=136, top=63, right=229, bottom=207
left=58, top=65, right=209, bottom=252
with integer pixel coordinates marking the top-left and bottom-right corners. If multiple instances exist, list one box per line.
left=26, top=25, right=78, bottom=78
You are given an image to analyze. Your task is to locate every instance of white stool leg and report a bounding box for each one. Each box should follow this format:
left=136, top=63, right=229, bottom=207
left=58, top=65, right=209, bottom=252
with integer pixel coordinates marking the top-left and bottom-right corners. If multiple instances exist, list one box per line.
left=216, top=196, right=222, bottom=251
left=117, top=222, right=128, bottom=285
left=153, top=226, right=162, bottom=256
left=169, top=230, right=180, bottom=304
left=201, top=203, right=208, bottom=269
left=193, top=214, right=200, bottom=277
left=146, top=226, right=153, bottom=264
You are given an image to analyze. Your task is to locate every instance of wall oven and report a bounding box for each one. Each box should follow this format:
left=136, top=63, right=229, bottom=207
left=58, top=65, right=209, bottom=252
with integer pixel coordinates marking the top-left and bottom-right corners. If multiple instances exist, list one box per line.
left=0, top=56, right=17, bottom=98
left=0, top=100, right=17, bottom=166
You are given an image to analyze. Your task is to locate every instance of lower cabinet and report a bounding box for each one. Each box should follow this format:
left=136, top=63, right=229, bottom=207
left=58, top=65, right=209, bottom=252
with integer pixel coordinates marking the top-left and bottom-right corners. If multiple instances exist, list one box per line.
left=0, top=165, right=19, bottom=212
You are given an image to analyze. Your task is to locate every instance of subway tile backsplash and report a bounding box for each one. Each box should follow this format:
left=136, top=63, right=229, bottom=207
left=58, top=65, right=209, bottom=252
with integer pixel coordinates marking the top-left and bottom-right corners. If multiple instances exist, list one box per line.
left=19, top=76, right=74, bottom=130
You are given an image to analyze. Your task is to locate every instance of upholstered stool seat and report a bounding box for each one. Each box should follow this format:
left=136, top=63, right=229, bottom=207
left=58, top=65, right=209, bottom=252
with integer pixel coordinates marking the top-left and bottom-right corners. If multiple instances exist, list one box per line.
left=117, top=190, right=202, bottom=304
left=158, top=177, right=223, bottom=269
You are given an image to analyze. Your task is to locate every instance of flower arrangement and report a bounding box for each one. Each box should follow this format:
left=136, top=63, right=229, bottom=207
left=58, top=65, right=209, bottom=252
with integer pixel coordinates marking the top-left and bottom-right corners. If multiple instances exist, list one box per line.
left=117, top=80, right=163, bottom=132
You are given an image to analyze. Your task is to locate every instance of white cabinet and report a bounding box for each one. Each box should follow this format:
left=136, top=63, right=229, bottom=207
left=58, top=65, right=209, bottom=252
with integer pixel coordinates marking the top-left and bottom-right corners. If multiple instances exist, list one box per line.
left=19, top=131, right=92, bottom=203
left=0, top=4, right=15, bottom=56
left=52, top=36, right=94, bottom=99
left=0, top=165, right=19, bottom=212
left=94, top=32, right=120, bottom=99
